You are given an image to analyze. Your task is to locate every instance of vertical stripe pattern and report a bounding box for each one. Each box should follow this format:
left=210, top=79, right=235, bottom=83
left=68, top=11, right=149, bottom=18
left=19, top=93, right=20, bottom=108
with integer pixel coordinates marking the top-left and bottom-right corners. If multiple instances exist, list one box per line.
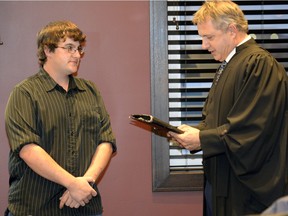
left=5, top=69, right=116, bottom=216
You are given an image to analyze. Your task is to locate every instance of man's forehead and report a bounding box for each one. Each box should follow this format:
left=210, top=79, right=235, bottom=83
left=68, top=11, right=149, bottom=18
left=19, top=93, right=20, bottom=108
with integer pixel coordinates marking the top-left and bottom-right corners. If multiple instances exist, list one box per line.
left=197, top=21, right=218, bottom=36
left=58, top=38, right=79, bottom=45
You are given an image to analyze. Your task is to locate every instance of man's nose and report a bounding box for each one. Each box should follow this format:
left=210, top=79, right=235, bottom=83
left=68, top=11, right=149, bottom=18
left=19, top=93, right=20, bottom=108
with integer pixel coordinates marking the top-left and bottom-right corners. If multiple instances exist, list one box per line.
left=202, top=39, right=209, bottom=49
left=73, top=50, right=81, bottom=58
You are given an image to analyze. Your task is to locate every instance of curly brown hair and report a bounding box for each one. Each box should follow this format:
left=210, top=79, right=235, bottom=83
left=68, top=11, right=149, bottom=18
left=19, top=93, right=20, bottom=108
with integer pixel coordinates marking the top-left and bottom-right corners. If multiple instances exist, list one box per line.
left=36, top=20, right=86, bottom=66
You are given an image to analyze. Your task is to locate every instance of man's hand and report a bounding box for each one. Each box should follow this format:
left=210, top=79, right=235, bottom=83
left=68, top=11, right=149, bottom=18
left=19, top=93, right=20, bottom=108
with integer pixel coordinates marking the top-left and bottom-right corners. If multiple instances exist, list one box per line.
left=59, top=176, right=97, bottom=209
left=59, top=190, right=82, bottom=209
left=168, top=124, right=201, bottom=151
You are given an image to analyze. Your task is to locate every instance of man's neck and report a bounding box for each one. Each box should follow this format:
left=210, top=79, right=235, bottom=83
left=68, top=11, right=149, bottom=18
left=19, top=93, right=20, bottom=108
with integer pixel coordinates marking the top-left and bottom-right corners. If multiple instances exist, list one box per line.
left=43, top=65, right=70, bottom=91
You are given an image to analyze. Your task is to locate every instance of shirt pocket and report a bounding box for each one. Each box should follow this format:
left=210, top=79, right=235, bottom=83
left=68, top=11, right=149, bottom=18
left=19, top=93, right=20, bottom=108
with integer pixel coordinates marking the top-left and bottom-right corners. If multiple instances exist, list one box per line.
left=80, top=106, right=101, bottom=135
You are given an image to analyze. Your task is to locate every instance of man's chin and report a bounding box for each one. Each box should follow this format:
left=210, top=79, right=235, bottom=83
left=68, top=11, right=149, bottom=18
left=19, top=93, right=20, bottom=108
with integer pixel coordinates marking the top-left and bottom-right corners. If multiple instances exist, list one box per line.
left=67, top=70, right=78, bottom=76
left=70, top=66, right=79, bottom=73
left=213, top=56, right=221, bottom=62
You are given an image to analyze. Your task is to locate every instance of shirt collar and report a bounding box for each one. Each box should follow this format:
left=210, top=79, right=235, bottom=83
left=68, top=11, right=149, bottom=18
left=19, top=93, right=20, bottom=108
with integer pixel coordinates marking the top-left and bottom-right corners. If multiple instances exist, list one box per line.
left=225, top=35, right=251, bottom=63
left=39, top=68, right=85, bottom=92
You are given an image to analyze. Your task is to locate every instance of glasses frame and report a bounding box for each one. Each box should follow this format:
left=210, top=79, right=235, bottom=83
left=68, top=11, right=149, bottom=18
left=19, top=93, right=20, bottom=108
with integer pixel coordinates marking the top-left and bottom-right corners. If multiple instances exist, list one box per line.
left=56, top=45, right=85, bottom=55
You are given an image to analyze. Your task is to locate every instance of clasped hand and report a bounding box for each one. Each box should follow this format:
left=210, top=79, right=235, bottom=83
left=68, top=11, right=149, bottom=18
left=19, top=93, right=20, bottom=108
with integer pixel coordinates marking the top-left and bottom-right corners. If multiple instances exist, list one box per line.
left=168, top=124, right=201, bottom=151
left=59, top=176, right=97, bottom=209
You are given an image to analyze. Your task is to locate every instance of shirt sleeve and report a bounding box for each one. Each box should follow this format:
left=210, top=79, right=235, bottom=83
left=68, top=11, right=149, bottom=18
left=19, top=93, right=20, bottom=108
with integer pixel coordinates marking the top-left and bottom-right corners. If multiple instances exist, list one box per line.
left=89, top=81, right=117, bottom=153
left=5, top=85, right=41, bottom=154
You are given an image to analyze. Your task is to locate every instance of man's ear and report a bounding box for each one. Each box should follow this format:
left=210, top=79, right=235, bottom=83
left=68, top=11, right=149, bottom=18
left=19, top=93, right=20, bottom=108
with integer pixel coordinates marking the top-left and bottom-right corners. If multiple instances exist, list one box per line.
left=228, top=24, right=238, bottom=34
left=228, top=24, right=237, bottom=37
left=44, top=45, right=52, bottom=57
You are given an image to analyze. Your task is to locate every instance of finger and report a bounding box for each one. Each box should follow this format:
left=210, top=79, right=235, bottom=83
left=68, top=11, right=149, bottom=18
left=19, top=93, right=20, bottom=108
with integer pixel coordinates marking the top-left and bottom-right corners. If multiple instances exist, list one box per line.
left=74, top=203, right=81, bottom=208
left=74, top=200, right=83, bottom=208
left=59, top=190, right=69, bottom=209
left=84, top=198, right=90, bottom=204
left=65, top=195, right=74, bottom=207
left=80, top=200, right=86, bottom=206
left=91, top=189, right=97, bottom=197
left=178, top=124, right=189, bottom=130
left=83, top=194, right=92, bottom=203
left=68, top=199, right=85, bottom=208
left=69, top=199, right=79, bottom=208
left=168, top=131, right=177, bottom=139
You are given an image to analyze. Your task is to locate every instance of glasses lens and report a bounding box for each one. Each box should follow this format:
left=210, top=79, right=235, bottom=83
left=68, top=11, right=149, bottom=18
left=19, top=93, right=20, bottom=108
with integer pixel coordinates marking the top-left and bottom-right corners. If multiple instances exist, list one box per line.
left=78, top=47, right=84, bottom=54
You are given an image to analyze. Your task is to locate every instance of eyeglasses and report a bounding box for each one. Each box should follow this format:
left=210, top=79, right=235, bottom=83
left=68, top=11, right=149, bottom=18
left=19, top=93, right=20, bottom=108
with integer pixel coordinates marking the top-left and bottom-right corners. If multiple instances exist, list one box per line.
left=56, top=45, right=85, bottom=55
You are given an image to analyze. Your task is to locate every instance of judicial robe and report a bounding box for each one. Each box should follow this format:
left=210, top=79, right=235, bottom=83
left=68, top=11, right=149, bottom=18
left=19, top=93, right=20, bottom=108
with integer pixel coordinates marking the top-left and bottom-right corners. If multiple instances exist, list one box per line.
left=198, top=38, right=288, bottom=216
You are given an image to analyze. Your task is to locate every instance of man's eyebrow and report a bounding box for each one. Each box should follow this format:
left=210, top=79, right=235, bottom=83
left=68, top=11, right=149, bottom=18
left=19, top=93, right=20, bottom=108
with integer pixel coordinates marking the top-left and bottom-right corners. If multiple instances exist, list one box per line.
left=201, top=34, right=215, bottom=38
left=62, top=42, right=81, bottom=46
left=63, top=43, right=75, bottom=46
left=200, top=34, right=209, bottom=38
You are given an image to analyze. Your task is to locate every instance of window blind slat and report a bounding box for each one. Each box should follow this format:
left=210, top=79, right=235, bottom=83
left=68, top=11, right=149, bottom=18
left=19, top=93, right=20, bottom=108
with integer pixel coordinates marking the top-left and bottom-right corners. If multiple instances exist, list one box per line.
left=168, top=0, right=288, bottom=172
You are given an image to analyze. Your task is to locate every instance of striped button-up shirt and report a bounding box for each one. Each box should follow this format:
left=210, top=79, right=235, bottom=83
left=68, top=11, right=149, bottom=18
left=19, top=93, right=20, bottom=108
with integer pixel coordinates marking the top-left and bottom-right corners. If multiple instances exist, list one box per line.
left=5, top=68, right=116, bottom=216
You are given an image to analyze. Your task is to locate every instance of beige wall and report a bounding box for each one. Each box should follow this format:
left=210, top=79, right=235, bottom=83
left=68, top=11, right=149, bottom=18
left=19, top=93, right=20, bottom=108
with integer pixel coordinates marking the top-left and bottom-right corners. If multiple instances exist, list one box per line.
left=0, top=1, right=203, bottom=215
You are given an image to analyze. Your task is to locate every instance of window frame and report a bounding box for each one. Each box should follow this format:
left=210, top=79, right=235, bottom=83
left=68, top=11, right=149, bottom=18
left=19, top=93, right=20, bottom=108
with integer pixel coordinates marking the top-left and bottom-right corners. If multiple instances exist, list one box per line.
left=150, top=0, right=203, bottom=192
left=150, top=0, right=288, bottom=192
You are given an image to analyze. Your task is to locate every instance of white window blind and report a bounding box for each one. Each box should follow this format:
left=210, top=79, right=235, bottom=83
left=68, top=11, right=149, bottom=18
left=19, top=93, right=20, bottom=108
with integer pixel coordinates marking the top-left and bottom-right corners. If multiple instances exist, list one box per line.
left=167, top=0, right=288, bottom=173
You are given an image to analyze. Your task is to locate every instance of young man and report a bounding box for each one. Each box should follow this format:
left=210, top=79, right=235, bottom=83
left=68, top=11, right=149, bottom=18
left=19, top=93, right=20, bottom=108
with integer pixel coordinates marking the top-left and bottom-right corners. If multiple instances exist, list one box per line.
left=168, top=1, right=288, bottom=216
left=5, top=21, right=116, bottom=216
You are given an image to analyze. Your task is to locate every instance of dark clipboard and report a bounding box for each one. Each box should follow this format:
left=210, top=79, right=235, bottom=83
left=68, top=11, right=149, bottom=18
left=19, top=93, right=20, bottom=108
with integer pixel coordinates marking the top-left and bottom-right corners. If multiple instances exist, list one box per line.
left=129, top=114, right=183, bottom=134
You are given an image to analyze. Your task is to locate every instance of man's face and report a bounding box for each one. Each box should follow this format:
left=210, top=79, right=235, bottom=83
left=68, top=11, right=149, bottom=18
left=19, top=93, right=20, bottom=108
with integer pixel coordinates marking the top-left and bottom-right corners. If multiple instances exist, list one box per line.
left=46, top=38, right=82, bottom=76
left=197, top=19, right=234, bottom=62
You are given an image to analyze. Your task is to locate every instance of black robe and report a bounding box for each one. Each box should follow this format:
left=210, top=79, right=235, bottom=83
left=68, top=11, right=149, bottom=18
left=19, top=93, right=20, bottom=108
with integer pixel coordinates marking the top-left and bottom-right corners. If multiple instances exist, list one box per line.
left=198, top=39, right=288, bottom=216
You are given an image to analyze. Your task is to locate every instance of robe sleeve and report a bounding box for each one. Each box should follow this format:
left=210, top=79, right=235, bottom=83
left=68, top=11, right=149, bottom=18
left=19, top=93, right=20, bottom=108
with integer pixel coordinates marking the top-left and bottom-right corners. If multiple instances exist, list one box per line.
left=200, top=53, right=288, bottom=188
